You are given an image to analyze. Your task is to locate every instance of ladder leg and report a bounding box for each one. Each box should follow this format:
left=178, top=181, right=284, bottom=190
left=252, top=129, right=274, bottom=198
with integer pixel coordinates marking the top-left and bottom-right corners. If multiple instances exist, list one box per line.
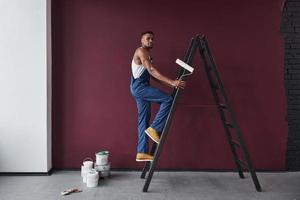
left=198, top=43, right=244, bottom=178
left=140, top=143, right=157, bottom=179
left=142, top=39, right=198, bottom=192
left=249, top=168, right=262, bottom=191
left=142, top=141, right=163, bottom=192
left=142, top=88, right=184, bottom=192
left=142, top=103, right=176, bottom=192
left=198, top=35, right=262, bottom=191
left=238, top=133, right=262, bottom=191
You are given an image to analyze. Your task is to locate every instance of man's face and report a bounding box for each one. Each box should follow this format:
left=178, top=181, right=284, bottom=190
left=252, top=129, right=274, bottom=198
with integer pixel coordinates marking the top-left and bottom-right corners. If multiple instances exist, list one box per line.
left=141, top=33, right=154, bottom=49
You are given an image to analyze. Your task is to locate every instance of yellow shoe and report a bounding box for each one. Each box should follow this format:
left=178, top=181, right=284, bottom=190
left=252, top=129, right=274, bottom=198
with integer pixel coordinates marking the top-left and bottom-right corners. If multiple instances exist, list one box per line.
left=136, top=153, right=153, bottom=162
left=145, top=127, right=160, bottom=144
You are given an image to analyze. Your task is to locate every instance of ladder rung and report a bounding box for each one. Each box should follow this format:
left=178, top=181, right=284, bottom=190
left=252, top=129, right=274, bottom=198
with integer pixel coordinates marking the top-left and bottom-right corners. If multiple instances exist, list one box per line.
left=226, top=122, right=234, bottom=128
left=237, top=159, right=249, bottom=170
left=231, top=139, right=240, bottom=147
left=218, top=104, right=227, bottom=109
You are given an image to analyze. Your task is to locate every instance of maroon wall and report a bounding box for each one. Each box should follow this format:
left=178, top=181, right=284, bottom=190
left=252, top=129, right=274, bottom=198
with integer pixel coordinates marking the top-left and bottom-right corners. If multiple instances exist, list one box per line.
left=52, top=0, right=287, bottom=170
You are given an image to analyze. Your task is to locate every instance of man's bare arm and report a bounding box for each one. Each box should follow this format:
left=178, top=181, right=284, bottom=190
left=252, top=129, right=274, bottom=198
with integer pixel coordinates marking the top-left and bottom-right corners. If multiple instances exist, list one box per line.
left=137, top=48, right=184, bottom=89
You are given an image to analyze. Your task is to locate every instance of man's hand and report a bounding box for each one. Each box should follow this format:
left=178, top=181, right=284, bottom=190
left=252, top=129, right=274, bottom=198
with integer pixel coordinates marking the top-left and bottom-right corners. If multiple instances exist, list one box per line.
left=172, top=79, right=186, bottom=89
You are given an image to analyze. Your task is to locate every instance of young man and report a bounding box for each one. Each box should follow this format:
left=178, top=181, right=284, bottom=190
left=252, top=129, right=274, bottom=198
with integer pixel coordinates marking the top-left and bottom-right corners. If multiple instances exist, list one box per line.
left=130, top=31, right=186, bottom=162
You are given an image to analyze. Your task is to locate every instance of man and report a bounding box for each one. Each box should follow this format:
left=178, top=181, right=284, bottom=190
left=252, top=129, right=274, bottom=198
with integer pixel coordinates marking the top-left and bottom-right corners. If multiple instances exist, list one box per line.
left=130, top=31, right=186, bottom=162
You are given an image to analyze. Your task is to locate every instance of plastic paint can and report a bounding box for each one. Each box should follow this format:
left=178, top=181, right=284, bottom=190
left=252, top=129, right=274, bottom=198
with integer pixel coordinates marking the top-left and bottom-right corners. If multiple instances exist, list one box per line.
left=86, top=169, right=99, bottom=187
left=95, top=162, right=111, bottom=171
left=95, top=151, right=109, bottom=165
left=83, top=158, right=93, bottom=170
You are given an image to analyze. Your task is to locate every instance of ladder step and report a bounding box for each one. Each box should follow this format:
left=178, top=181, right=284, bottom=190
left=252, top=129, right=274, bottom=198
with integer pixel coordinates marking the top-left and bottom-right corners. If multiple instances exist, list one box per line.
left=237, top=159, right=249, bottom=170
left=226, top=122, right=234, bottom=128
left=231, top=139, right=241, bottom=147
left=218, top=104, right=227, bottom=109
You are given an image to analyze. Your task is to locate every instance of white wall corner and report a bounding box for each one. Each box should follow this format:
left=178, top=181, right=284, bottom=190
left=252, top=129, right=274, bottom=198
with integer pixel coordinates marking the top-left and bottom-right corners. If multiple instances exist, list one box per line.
left=47, top=0, right=52, bottom=172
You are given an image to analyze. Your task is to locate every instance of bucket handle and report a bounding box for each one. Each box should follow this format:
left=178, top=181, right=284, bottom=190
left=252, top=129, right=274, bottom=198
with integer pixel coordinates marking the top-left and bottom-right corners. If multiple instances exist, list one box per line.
left=83, top=157, right=93, bottom=162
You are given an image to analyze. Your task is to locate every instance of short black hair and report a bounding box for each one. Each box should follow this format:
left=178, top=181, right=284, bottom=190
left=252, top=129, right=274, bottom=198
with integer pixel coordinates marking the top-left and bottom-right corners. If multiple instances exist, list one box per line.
left=141, top=31, right=154, bottom=37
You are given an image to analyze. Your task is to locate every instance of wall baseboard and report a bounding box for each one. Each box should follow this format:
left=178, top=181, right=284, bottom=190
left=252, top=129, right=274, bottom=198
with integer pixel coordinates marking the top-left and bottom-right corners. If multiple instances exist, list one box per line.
left=52, top=168, right=291, bottom=172
left=0, top=168, right=53, bottom=176
left=1, top=168, right=296, bottom=175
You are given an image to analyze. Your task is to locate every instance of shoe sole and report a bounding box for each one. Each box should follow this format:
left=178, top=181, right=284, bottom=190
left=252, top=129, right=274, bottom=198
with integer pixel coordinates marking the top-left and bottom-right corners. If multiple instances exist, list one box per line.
left=136, top=159, right=153, bottom=162
left=145, top=130, right=160, bottom=144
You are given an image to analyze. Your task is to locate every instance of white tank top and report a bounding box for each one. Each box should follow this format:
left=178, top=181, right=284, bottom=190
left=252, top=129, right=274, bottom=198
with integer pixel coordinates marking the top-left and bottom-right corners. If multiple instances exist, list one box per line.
left=131, top=59, right=146, bottom=79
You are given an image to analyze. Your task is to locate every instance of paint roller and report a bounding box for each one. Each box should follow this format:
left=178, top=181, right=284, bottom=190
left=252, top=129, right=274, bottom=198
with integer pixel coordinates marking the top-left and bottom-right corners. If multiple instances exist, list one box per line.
left=176, top=58, right=194, bottom=73
left=175, top=58, right=194, bottom=79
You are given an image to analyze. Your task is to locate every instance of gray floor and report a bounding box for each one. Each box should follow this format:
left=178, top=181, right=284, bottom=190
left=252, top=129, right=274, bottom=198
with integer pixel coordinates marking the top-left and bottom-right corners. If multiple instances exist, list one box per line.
left=0, top=171, right=300, bottom=200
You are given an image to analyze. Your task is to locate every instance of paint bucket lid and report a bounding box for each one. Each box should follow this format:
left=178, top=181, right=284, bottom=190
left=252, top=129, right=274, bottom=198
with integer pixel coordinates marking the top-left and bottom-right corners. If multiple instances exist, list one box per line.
left=95, top=150, right=109, bottom=155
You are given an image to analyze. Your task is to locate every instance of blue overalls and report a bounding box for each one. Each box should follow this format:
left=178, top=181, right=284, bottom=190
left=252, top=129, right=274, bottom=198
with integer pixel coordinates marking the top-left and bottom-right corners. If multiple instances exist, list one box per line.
left=130, top=70, right=173, bottom=153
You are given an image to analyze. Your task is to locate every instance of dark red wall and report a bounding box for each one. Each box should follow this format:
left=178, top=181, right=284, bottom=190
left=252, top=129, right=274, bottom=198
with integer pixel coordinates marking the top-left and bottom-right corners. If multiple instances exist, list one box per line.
left=52, top=0, right=287, bottom=170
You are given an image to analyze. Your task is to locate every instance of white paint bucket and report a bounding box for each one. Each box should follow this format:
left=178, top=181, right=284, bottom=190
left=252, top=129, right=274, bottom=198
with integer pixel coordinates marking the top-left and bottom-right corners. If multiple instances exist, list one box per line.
left=95, top=163, right=111, bottom=178
left=86, top=169, right=99, bottom=188
left=81, top=166, right=91, bottom=183
left=81, top=158, right=94, bottom=183
left=82, top=171, right=88, bottom=183
left=83, top=158, right=93, bottom=170
left=81, top=165, right=84, bottom=177
left=95, top=151, right=109, bottom=165
left=95, top=162, right=111, bottom=171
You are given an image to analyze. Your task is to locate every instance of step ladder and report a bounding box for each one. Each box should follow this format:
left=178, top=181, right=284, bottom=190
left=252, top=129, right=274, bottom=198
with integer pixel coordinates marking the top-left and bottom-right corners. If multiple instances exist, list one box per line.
left=140, top=34, right=262, bottom=192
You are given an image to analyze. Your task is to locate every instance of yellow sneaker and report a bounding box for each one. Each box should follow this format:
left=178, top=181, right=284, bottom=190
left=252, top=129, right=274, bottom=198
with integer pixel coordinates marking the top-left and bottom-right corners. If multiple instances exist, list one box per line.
left=136, top=153, right=153, bottom=162
left=145, top=127, right=160, bottom=144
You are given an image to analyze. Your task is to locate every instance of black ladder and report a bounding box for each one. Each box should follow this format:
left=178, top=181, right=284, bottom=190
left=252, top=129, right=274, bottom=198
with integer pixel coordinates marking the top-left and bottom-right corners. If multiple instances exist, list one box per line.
left=141, top=34, right=262, bottom=192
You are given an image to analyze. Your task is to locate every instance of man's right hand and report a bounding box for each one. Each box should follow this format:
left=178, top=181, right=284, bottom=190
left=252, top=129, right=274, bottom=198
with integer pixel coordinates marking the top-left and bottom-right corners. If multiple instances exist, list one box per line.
left=172, top=79, right=186, bottom=89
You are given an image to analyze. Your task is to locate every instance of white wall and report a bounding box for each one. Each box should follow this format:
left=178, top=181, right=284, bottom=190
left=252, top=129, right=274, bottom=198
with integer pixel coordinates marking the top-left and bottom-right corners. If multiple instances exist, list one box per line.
left=0, top=0, right=51, bottom=172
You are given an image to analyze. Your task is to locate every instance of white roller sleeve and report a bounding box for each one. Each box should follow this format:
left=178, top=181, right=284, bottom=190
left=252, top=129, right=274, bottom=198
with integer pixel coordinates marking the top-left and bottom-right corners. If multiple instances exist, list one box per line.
left=176, top=59, right=194, bottom=73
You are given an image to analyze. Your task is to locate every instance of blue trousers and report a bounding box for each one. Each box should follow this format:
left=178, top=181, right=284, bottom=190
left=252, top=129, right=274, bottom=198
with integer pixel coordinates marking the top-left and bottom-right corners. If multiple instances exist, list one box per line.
left=130, top=74, right=173, bottom=153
